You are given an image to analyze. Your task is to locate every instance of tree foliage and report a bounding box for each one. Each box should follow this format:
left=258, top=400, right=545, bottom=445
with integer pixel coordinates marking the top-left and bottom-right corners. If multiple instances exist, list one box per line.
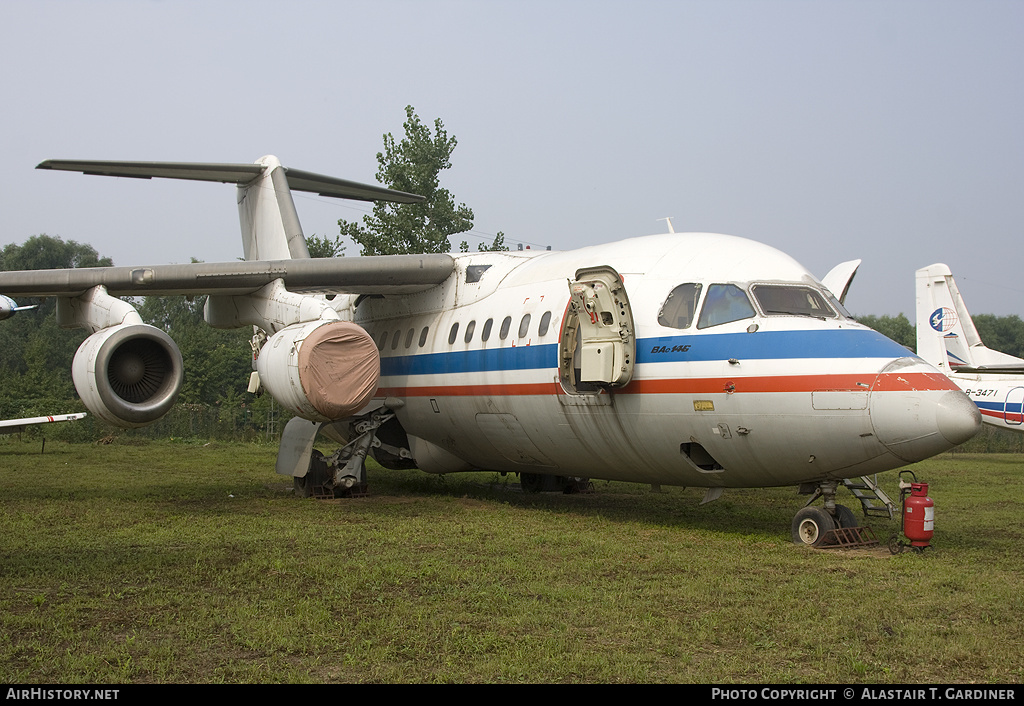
left=305, top=234, right=346, bottom=259
left=854, top=313, right=916, bottom=351
left=339, top=105, right=476, bottom=255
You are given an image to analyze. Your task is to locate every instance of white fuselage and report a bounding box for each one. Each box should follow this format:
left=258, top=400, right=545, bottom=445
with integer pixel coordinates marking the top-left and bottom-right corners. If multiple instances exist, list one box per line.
left=945, top=373, right=1024, bottom=432
left=348, top=234, right=979, bottom=488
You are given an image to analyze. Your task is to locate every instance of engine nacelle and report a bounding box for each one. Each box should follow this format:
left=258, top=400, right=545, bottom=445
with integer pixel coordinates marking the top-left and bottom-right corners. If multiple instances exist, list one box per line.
left=72, top=323, right=183, bottom=428
left=256, top=320, right=380, bottom=421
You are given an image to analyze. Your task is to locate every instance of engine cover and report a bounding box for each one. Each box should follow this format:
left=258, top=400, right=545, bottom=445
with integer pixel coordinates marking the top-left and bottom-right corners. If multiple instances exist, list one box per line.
left=256, top=320, right=380, bottom=421
left=72, top=323, right=183, bottom=428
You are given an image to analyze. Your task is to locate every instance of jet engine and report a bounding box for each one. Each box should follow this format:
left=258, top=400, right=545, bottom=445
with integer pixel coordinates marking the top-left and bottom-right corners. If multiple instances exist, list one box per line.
left=255, top=320, right=380, bottom=421
left=72, top=323, right=184, bottom=428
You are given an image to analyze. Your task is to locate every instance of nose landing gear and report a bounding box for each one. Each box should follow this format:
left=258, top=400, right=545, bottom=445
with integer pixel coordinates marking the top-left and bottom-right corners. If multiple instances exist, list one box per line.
left=792, top=480, right=879, bottom=548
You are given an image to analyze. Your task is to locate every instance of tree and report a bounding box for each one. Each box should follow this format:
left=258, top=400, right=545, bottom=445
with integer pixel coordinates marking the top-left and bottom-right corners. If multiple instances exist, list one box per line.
left=460, top=231, right=509, bottom=253
left=339, top=105, right=476, bottom=255
left=305, top=234, right=346, bottom=259
left=0, top=233, right=112, bottom=272
left=854, top=313, right=915, bottom=351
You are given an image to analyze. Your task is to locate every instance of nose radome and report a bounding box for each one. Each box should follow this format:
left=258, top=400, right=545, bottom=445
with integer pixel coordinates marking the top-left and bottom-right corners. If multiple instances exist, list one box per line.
left=935, top=389, right=982, bottom=445
left=870, top=387, right=981, bottom=463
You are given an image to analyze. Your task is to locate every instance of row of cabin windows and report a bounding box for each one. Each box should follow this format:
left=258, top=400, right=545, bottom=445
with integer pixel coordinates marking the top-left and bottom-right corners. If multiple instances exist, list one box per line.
left=375, top=311, right=554, bottom=352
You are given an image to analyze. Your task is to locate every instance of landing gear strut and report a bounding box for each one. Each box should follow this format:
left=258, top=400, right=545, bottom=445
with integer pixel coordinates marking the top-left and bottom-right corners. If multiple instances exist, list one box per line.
left=297, top=410, right=406, bottom=498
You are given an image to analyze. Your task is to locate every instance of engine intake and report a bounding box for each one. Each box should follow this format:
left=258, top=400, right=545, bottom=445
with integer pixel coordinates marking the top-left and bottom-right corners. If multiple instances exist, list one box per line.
left=73, top=323, right=183, bottom=427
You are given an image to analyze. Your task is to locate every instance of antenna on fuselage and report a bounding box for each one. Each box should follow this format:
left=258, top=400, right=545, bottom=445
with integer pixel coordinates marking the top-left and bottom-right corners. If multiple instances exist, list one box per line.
left=659, top=217, right=675, bottom=234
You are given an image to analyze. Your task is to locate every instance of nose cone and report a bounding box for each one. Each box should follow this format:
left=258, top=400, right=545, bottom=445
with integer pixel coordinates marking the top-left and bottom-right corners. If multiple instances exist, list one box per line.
left=935, top=389, right=983, bottom=445
left=870, top=367, right=982, bottom=462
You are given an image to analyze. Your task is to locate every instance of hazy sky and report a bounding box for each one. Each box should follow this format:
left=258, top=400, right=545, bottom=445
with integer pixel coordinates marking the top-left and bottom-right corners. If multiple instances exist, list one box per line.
left=2, top=0, right=1021, bottom=317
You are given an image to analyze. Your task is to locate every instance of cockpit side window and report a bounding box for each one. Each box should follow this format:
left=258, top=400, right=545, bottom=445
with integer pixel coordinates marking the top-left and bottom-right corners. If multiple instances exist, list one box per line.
left=658, top=283, right=702, bottom=329
left=751, top=285, right=837, bottom=319
left=697, top=284, right=756, bottom=329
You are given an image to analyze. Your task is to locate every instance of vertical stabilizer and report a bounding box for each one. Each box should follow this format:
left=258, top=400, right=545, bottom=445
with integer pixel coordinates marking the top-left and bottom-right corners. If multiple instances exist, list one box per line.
left=237, top=156, right=310, bottom=261
left=916, top=263, right=1023, bottom=371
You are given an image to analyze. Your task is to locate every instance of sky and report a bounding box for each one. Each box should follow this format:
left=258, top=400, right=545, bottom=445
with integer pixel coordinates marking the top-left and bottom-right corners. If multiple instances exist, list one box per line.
left=1, top=0, right=1021, bottom=317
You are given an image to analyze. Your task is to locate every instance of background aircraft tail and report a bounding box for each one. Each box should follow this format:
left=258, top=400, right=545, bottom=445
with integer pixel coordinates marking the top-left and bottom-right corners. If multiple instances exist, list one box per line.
left=915, top=263, right=1024, bottom=372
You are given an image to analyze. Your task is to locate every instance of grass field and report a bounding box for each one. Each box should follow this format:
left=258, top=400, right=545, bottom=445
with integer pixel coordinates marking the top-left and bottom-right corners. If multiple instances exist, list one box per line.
left=0, top=438, right=1021, bottom=684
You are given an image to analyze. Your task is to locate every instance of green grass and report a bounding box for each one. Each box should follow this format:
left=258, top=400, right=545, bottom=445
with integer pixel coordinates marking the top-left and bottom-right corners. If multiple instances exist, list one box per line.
left=0, top=438, right=1021, bottom=683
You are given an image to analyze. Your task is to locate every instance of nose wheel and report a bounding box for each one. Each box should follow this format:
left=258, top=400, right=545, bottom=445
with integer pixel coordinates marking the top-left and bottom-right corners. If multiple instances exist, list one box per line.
left=792, top=506, right=836, bottom=547
left=791, top=480, right=865, bottom=547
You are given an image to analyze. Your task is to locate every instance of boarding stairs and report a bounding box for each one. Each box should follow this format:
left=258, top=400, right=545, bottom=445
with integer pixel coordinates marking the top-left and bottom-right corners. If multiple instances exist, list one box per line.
left=843, top=476, right=897, bottom=520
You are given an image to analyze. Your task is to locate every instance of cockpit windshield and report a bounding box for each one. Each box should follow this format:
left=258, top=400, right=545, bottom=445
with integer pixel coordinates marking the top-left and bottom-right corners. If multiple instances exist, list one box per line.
left=696, top=284, right=756, bottom=329
left=751, top=284, right=837, bottom=319
left=658, top=283, right=702, bottom=329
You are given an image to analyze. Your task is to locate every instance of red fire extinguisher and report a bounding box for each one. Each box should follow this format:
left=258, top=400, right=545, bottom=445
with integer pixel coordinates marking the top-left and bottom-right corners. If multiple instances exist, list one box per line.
left=888, top=470, right=935, bottom=554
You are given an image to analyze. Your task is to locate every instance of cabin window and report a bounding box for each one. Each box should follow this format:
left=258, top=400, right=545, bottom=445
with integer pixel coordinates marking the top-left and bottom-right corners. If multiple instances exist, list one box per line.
left=418, top=326, right=429, bottom=347
left=751, top=284, right=837, bottom=319
left=659, top=283, right=702, bottom=329
left=697, top=284, right=755, bottom=329
left=404, top=328, right=414, bottom=349
left=391, top=331, right=401, bottom=350
left=448, top=322, right=459, bottom=345
left=518, top=314, right=532, bottom=338
left=499, top=316, right=512, bottom=340
left=481, top=318, right=493, bottom=342
left=538, top=311, right=552, bottom=336
left=464, top=320, right=476, bottom=343
left=376, top=330, right=388, bottom=350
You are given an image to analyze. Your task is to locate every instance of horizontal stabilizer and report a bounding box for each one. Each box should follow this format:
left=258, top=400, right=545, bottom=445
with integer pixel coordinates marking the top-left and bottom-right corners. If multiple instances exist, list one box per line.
left=37, top=159, right=424, bottom=204
left=0, top=254, right=455, bottom=297
left=954, top=364, right=1024, bottom=374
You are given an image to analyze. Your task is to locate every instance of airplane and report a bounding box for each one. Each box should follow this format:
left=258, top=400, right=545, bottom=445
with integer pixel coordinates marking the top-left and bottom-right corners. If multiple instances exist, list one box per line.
left=0, top=412, right=87, bottom=435
left=0, top=294, right=37, bottom=320
left=0, top=156, right=982, bottom=547
left=916, top=263, right=1024, bottom=432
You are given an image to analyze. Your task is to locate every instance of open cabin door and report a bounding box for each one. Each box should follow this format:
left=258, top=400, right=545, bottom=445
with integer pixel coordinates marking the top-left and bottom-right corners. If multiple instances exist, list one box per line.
left=560, top=266, right=635, bottom=393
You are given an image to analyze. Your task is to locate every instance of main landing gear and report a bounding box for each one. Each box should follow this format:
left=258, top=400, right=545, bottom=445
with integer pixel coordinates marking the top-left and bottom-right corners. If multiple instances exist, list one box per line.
left=791, top=480, right=861, bottom=548
left=294, top=410, right=407, bottom=499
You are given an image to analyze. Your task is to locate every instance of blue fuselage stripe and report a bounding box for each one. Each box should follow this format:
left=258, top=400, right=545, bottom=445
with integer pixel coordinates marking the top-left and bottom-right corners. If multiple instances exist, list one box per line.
left=378, top=329, right=911, bottom=377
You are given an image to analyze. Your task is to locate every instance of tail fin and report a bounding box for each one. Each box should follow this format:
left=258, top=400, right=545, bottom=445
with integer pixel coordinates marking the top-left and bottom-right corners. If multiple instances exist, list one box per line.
left=915, top=263, right=1024, bottom=372
left=237, top=155, right=307, bottom=261
left=36, top=156, right=423, bottom=262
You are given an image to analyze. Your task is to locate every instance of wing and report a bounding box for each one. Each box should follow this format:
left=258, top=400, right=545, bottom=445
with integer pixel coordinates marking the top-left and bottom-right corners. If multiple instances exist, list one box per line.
left=0, top=254, right=455, bottom=297
left=0, top=413, right=87, bottom=435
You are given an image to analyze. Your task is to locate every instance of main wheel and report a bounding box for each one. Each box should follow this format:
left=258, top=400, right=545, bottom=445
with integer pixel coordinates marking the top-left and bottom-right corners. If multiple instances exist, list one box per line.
left=295, top=449, right=328, bottom=498
left=791, top=507, right=836, bottom=547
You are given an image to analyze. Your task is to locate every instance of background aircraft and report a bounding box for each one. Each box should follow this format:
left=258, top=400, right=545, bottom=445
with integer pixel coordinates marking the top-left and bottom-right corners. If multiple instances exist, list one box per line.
left=0, top=157, right=982, bottom=546
left=916, top=263, right=1024, bottom=432
left=0, top=412, right=87, bottom=435
left=0, top=294, right=37, bottom=320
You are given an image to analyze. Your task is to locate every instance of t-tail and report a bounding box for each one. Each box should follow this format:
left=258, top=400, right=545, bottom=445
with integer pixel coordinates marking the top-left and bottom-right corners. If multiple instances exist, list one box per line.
left=36, top=156, right=423, bottom=262
left=915, top=263, right=1024, bottom=373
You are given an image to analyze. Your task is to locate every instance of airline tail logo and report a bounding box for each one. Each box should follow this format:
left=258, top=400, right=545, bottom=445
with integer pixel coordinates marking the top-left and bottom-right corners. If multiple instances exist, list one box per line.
left=930, top=307, right=957, bottom=332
